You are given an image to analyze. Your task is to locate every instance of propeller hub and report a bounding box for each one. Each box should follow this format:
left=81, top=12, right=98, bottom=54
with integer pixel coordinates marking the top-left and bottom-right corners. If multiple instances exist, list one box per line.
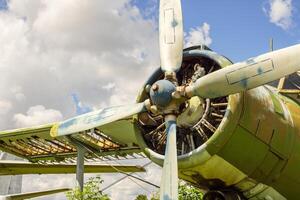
left=150, top=80, right=176, bottom=108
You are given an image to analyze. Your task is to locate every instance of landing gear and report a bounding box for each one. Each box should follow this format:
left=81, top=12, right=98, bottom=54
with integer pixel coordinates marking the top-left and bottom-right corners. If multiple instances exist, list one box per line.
left=203, top=190, right=243, bottom=200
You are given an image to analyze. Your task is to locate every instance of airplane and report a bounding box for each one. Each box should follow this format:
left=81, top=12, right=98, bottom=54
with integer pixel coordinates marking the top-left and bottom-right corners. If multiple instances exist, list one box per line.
left=1, top=0, right=300, bottom=199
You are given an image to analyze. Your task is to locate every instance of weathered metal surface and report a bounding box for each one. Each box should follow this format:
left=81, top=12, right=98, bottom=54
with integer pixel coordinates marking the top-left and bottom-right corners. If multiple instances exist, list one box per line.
left=135, top=48, right=300, bottom=199
left=264, top=93, right=300, bottom=199
left=150, top=80, right=176, bottom=108
left=51, top=102, right=146, bottom=137
left=0, top=160, right=145, bottom=175
left=245, top=183, right=286, bottom=200
left=160, top=118, right=178, bottom=200
left=179, top=84, right=297, bottom=199
left=186, top=44, right=300, bottom=99
left=76, top=145, right=85, bottom=191
left=159, top=0, right=183, bottom=72
left=177, top=96, right=204, bottom=127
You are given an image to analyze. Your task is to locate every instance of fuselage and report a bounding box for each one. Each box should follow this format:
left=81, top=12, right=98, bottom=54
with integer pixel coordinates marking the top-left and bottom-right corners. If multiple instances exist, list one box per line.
left=178, top=85, right=300, bottom=199
left=135, top=46, right=300, bottom=199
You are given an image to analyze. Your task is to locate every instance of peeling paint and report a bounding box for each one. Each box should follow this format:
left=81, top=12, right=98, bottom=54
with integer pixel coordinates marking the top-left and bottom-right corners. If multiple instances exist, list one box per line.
left=171, top=19, right=178, bottom=27
left=55, top=103, right=146, bottom=136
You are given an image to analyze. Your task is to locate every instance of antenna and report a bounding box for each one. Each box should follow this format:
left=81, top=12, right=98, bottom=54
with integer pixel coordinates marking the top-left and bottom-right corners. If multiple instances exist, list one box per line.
left=269, top=38, right=273, bottom=52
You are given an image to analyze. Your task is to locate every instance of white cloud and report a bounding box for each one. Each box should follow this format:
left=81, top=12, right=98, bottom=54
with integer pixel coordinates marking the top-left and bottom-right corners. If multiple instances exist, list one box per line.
left=102, top=82, right=116, bottom=91
left=185, top=22, right=212, bottom=48
left=264, top=0, right=293, bottom=30
left=0, top=0, right=159, bottom=130
left=0, top=99, right=12, bottom=115
left=10, top=86, right=26, bottom=101
left=13, top=105, right=63, bottom=127
left=22, top=174, right=75, bottom=200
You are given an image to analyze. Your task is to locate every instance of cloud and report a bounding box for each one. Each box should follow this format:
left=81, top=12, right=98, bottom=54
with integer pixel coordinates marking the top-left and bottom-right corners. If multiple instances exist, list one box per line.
left=22, top=174, right=75, bottom=200
left=13, top=105, right=63, bottom=127
left=0, top=0, right=159, bottom=130
left=264, top=0, right=293, bottom=30
left=10, top=85, right=26, bottom=102
left=185, top=22, right=212, bottom=48
left=0, top=99, right=12, bottom=115
left=132, top=0, right=158, bottom=20
left=102, top=82, right=116, bottom=91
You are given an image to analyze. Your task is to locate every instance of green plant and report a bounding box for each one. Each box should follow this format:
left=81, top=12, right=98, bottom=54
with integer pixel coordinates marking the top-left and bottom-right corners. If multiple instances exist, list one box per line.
left=135, top=181, right=203, bottom=200
left=66, top=176, right=110, bottom=200
left=178, top=181, right=203, bottom=200
left=135, top=194, right=148, bottom=200
left=150, top=192, right=159, bottom=200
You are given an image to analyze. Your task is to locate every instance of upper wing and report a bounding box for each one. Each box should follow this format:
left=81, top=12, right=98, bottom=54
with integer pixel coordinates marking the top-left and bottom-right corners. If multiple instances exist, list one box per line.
left=0, top=118, right=142, bottom=163
left=0, top=160, right=145, bottom=175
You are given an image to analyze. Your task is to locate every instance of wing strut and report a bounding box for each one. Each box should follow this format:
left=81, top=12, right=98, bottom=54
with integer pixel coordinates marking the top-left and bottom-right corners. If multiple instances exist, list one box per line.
left=67, top=135, right=87, bottom=192
left=102, top=161, right=158, bottom=192
left=76, top=144, right=86, bottom=192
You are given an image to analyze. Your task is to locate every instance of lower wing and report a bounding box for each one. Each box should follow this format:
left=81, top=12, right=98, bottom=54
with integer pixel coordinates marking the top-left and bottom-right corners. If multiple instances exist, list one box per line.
left=0, top=160, right=145, bottom=175
left=2, top=188, right=70, bottom=200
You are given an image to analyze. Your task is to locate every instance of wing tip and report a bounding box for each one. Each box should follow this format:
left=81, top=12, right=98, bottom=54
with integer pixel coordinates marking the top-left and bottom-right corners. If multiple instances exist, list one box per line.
left=50, top=123, right=59, bottom=137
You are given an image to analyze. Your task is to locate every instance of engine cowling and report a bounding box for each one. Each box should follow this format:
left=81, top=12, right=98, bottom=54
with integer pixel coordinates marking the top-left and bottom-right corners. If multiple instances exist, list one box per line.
left=135, top=46, right=239, bottom=184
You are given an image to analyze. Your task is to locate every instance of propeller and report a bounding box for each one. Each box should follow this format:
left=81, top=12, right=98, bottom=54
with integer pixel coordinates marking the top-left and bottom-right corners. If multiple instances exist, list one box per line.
left=159, top=116, right=178, bottom=200
left=156, top=0, right=183, bottom=199
left=184, top=44, right=300, bottom=99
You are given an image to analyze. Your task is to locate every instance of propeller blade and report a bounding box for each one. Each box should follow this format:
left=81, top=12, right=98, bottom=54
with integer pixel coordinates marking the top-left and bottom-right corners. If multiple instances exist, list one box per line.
left=159, top=0, right=183, bottom=73
left=50, top=102, right=146, bottom=137
left=186, top=44, right=300, bottom=98
left=160, top=115, right=178, bottom=200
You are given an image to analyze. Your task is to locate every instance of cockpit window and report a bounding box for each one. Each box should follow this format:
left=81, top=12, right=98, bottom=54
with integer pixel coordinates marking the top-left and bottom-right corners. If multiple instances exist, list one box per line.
left=280, top=72, right=300, bottom=90
left=275, top=72, right=300, bottom=102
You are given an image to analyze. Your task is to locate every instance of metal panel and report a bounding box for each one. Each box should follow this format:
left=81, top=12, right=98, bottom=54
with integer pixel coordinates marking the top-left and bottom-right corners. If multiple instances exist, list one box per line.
left=226, top=59, right=274, bottom=85
left=218, top=126, right=269, bottom=175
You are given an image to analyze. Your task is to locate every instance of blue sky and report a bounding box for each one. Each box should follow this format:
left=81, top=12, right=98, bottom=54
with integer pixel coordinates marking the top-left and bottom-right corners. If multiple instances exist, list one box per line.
left=0, top=0, right=7, bottom=10
left=135, top=0, right=300, bottom=62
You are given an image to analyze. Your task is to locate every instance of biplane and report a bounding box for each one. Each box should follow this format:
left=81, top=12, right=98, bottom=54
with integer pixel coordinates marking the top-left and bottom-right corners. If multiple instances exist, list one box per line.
left=1, top=0, right=300, bottom=199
